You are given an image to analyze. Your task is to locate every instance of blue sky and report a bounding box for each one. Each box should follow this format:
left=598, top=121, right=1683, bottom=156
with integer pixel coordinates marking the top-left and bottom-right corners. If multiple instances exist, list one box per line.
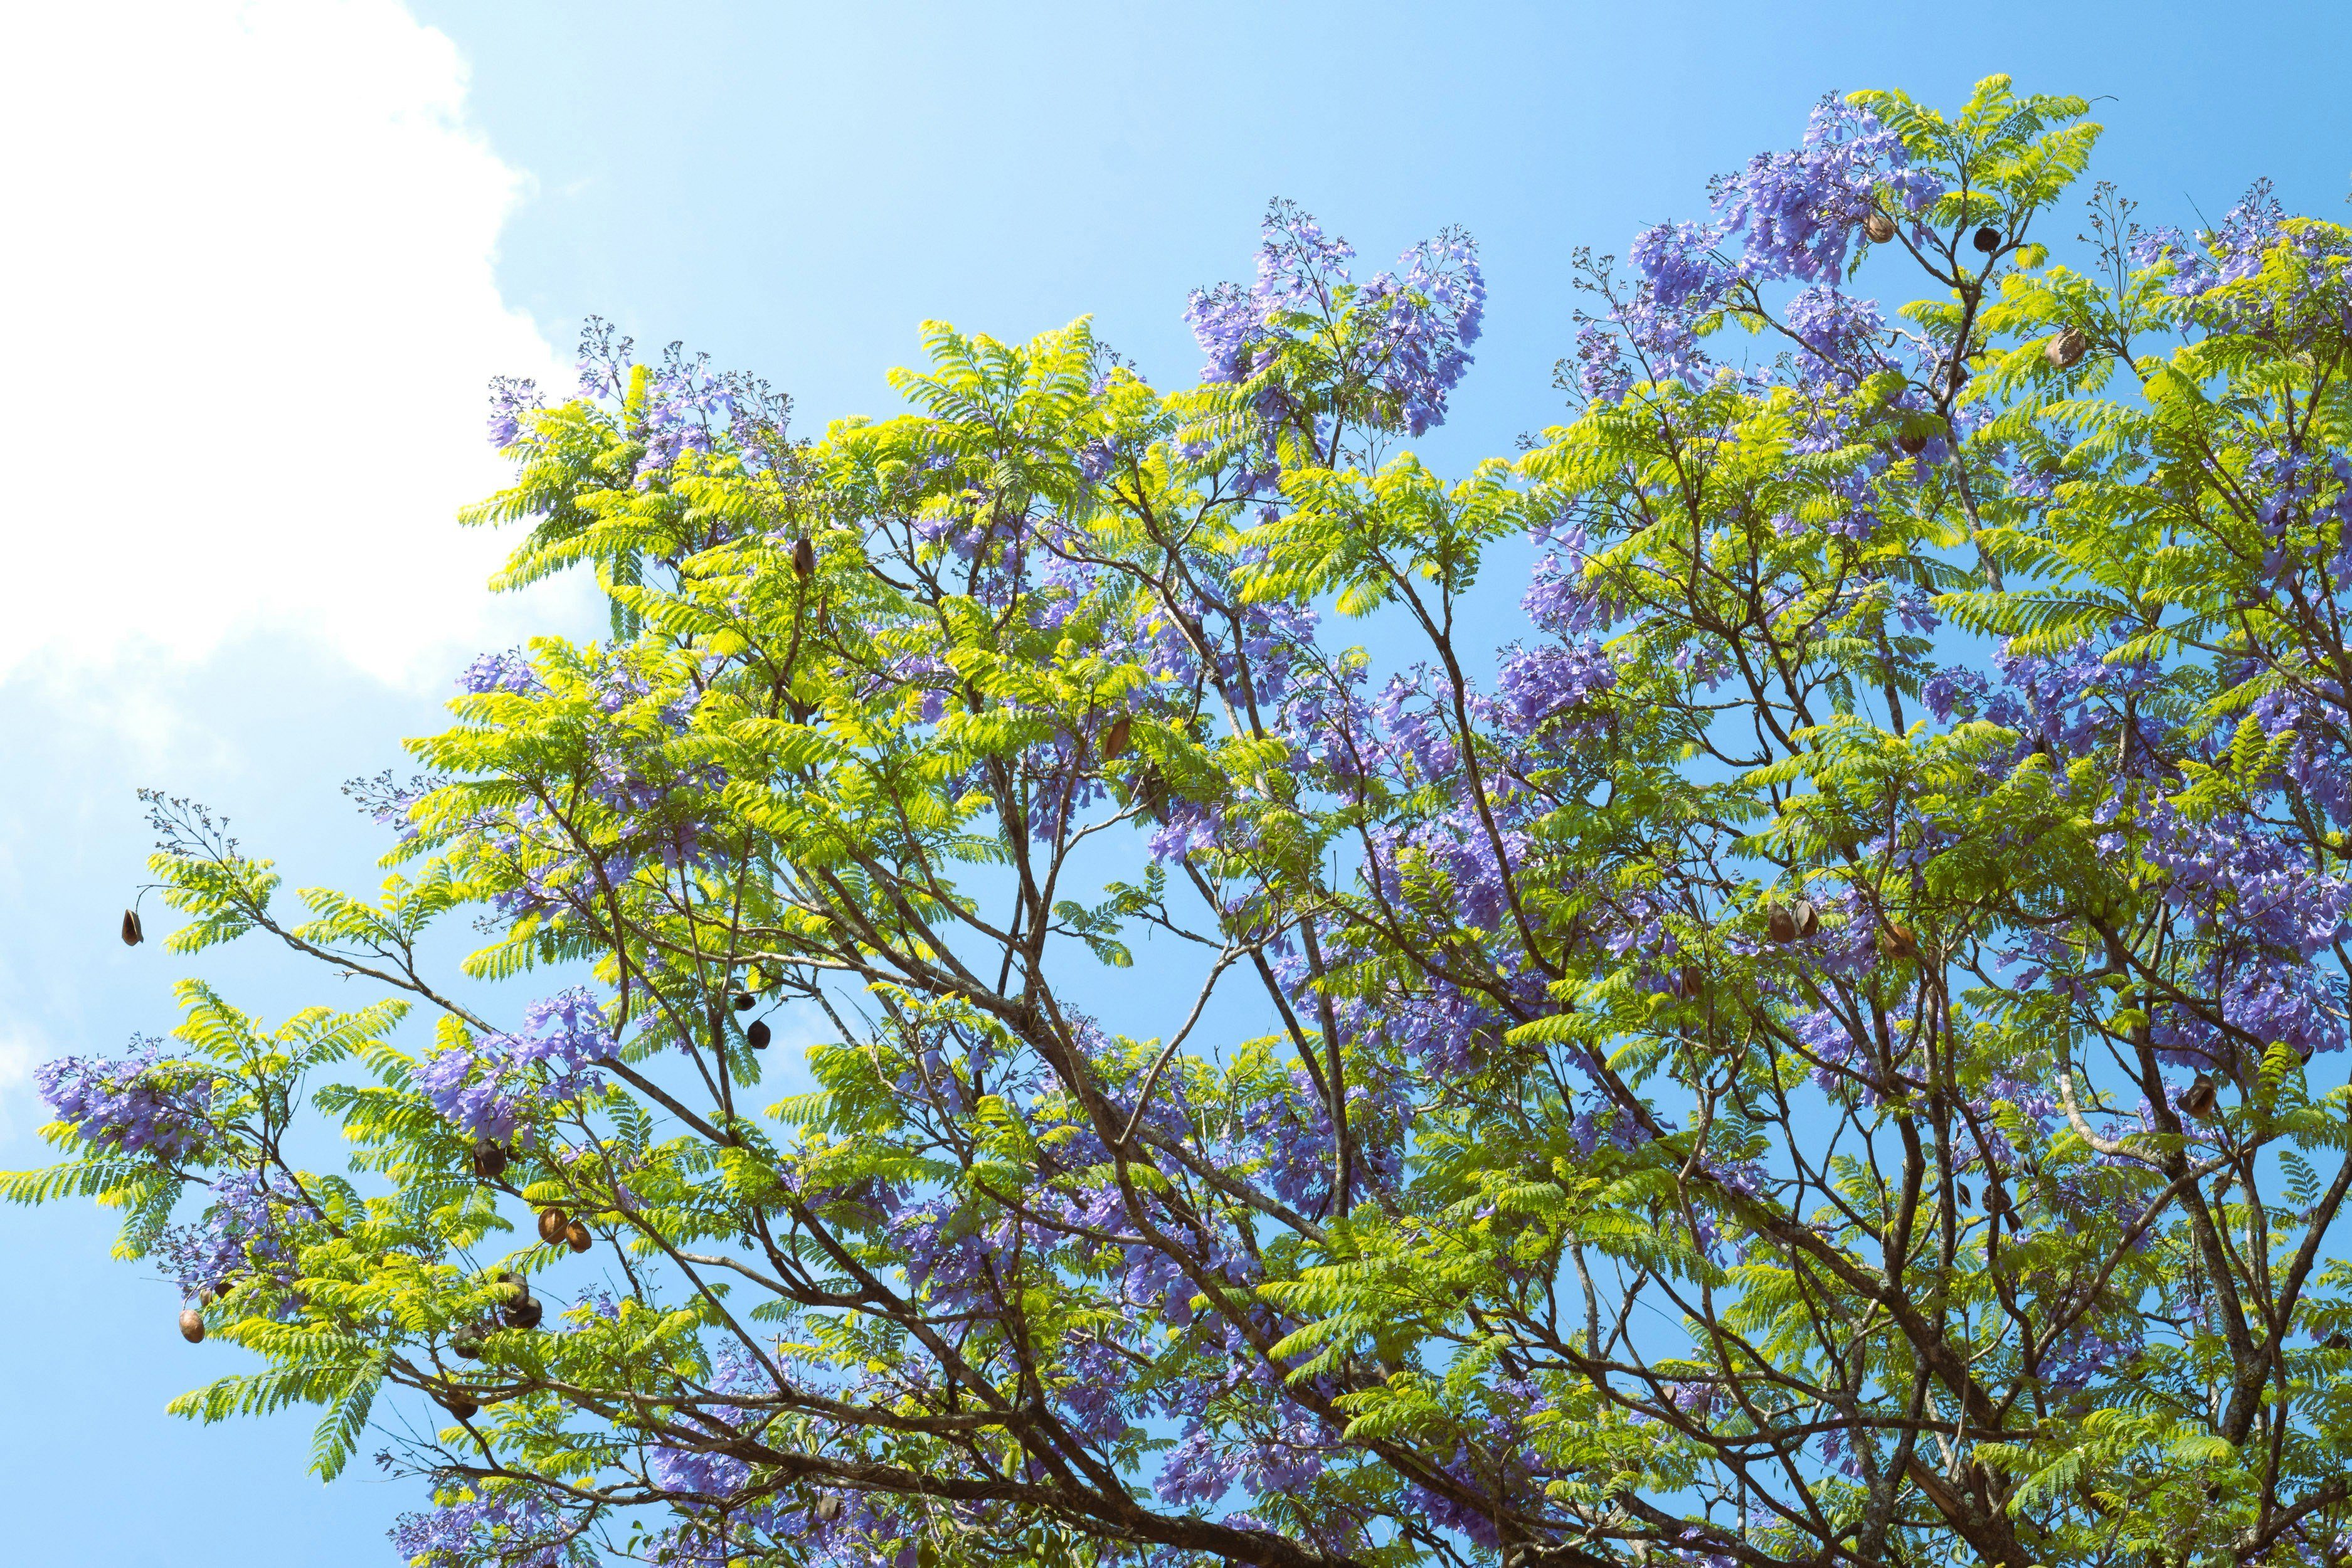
left=5, top=1, right=2351, bottom=1560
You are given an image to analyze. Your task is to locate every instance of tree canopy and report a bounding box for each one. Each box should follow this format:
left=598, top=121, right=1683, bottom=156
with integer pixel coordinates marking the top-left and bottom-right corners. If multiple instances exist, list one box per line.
left=14, top=75, right=2352, bottom=1568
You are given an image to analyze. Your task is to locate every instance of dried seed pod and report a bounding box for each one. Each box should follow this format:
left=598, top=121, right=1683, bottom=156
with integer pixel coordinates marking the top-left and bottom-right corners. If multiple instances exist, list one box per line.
left=2326, top=1332, right=2351, bottom=1352
left=732, top=991, right=755, bottom=1012
left=1862, top=211, right=1896, bottom=244
left=502, top=1295, right=544, bottom=1332
left=813, top=1495, right=843, bottom=1523
left=1767, top=904, right=1798, bottom=943
left=1973, top=225, right=2000, bottom=253
left=1678, top=963, right=1705, bottom=1000
left=1102, top=714, right=1131, bottom=760
left=470, top=1138, right=509, bottom=1181
left=1984, top=1182, right=2010, bottom=1214
left=1793, top=899, right=1820, bottom=938
left=121, top=908, right=145, bottom=946
left=537, top=1207, right=569, bottom=1245
left=2177, top=1073, right=2219, bottom=1121
left=2045, top=327, right=2088, bottom=369
left=1898, top=433, right=1928, bottom=456
left=178, top=1306, right=205, bottom=1344
left=792, top=537, right=816, bottom=579
left=1879, top=922, right=1917, bottom=960
left=1956, top=1182, right=1973, bottom=1208
left=747, top=1019, right=771, bottom=1049
left=564, top=1219, right=593, bottom=1254
left=439, top=1392, right=479, bottom=1421
left=451, top=1325, right=485, bottom=1360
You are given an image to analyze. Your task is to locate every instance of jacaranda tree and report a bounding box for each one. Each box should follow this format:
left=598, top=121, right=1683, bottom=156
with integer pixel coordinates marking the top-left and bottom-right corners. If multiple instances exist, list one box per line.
left=16, top=75, right=2352, bottom=1568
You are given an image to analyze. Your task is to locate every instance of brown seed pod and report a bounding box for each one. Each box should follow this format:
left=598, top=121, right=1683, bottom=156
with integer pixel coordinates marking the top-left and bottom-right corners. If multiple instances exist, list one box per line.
left=2326, top=1332, right=2351, bottom=1352
left=1898, top=433, right=1928, bottom=456
left=564, top=1219, right=593, bottom=1254
left=1878, top=921, right=1917, bottom=960
left=1956, top=1182, right=1973, bottom=1208
left=1793, top=899, right=1820, bottom=938
left=1973, top=225, right=2001, bottom=253
left=1102, top=714, right=1131, bottom=760
left=792, top=537, right=816, bottom=579
left=2177, top=1073, right=2219, bottom=1121
left=537, top=1207, right=569, bottom=1246
left=178, top=1306, right=205, bottom=1344
left=439, top=1392, right=479, bottom=1422
left=732, top=992, right=754, bottom=1012
left=1984, top=1182, right=2010, bottom=1214
left=813, top=1495, right=843, bottom=1523
left=470, top=1137, right=510, bottom=1181
left=1678, top=963, right=1705, bottom=1000
left=2045, top=327, right=2088, bottom=369
left=1862, top=211, right=1896, bottom=245
left=451, top=1325, right=485, bottom=1360
left=746, top=1019, right=771, bottom=1049
left=502, top=1295, right=544, bottom=1332
left=121, top=908, right=144, bottom=946
left=1766, top=904, right=1798, bottom=943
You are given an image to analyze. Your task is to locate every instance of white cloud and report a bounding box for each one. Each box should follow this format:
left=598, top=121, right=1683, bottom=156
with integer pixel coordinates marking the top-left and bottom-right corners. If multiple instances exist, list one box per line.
left=0, top=1023, right=41, bottom=1145
left=0, top=0, right=575, bottom=689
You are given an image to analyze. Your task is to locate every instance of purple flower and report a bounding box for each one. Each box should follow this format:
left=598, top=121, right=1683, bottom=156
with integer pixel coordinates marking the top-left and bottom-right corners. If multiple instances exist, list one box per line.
left=36, top=1042, right=212, bottom=1160
left=415, top=988, right=613, bottom=1140
left=388, top=1488, right=588, bottom=1568
left=457, top=649, right=544, bottom=697
left=154, top=1170, right=319, bottom=1304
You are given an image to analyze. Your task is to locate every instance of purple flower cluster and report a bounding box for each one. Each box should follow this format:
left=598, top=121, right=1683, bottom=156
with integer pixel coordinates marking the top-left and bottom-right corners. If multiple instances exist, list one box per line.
left=1711, top=98, right=1940, bottom=284
left=154, top=1170, right=319, bottom=1304
left=1185, top=200, right=1485, bottom=439
left=486, top=374, right=545, bottom=448
left=1581, top=98, right=1939, bottom=403
left=457, top=648, right=546, bottom=697
left=36, top=1042, right=213, bottom=1160
left=388, top=1490, right=588, bottom=1568
left=415, top=988, right=613, bottom=1140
